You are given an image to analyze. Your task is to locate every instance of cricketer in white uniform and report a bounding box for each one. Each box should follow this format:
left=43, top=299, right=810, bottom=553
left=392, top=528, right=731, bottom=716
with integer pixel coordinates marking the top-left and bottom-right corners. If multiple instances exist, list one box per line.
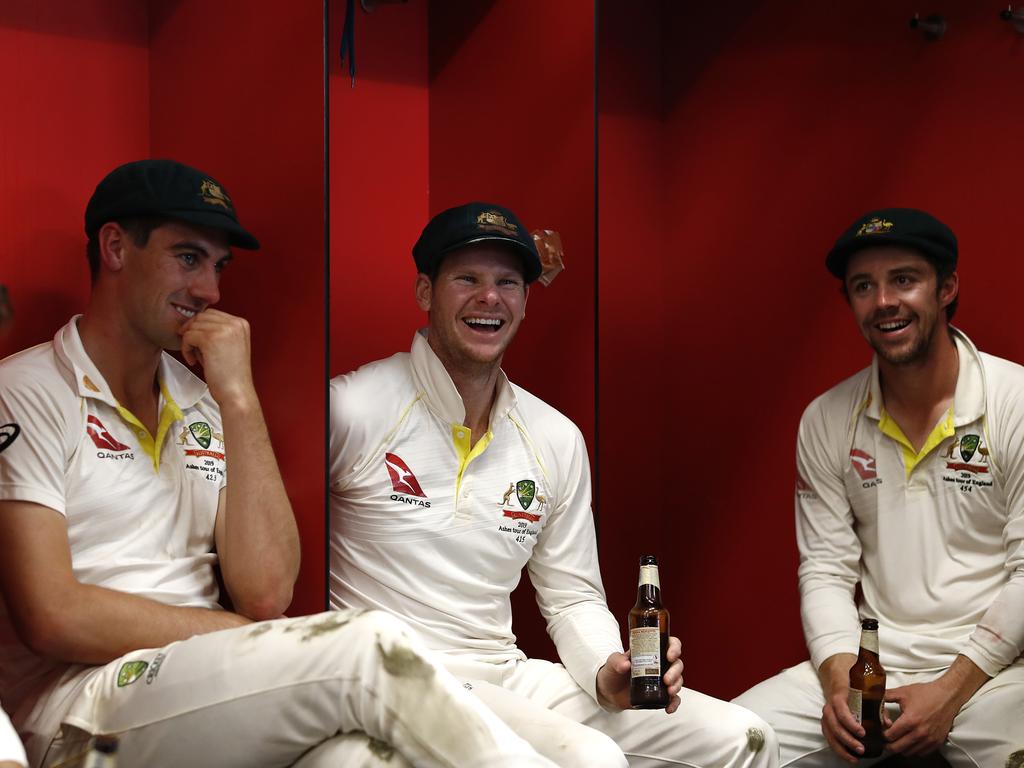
left=735, top=208, right=1024, bottom=767
left=329, top=202, right=780, bottom=768
left=0, top=707, right=26, bottom=768
left=0, top=161, right=556, bottom=768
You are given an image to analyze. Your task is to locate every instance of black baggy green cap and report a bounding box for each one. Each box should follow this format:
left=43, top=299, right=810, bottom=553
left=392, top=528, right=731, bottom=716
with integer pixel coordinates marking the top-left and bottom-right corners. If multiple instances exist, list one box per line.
left=826, top=207, right=956, bottom=278
left=413, top=202, right=542, bottom=283
left=85, top=159, right=259, bottom=250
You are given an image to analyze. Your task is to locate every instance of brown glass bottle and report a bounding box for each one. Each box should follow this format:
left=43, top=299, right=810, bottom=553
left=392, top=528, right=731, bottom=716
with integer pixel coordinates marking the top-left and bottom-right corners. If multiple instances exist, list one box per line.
left=628, top=554, right=670, bottom=709
left=847, top=618, right=886, bottom=759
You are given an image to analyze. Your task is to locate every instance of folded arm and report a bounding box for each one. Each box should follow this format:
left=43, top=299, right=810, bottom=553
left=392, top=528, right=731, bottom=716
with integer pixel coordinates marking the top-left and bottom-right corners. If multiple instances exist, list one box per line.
left=0, top=500, right=250, bottom=665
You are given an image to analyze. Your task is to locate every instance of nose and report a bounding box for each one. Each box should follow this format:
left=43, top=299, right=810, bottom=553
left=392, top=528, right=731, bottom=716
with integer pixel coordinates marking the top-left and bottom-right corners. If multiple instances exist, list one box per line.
left=874, top=283, right=898, bottom=311
left=475, top=281, right=500, bottom=305
left=189, top=263, right=221, bottom=306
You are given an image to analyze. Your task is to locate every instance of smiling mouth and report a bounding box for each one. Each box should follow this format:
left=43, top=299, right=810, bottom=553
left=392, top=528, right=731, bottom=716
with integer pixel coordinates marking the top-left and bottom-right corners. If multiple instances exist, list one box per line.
left=173, top=304, right=200, bottom=319
left=463, top=317, right=504, bottom=333
left=875, top=319, right=911, bottom=334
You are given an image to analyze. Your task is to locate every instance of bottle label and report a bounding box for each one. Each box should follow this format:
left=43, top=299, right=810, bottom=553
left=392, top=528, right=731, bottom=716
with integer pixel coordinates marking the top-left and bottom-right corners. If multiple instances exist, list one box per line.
left=629, top=626, right=661, bottom=678
left=638, top=564, right=660, bottom=589
left=860, top=629, right=879, bottom=654
left=847, top=688, right=863, bottom=723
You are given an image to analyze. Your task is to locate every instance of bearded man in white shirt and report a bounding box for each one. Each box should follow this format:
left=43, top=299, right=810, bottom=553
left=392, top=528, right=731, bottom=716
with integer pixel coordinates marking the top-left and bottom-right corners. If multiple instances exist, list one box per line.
left=735, top=208, right=1024, bottom=767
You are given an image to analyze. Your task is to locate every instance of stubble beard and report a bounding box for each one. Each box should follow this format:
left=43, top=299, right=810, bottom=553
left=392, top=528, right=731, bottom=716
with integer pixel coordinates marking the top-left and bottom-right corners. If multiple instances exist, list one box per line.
left=868, top=314, right=934, bottom=367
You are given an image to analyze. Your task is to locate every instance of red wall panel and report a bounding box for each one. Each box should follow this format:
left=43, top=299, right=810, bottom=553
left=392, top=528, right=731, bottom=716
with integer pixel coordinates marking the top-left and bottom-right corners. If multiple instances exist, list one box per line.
left=596, top=0, right=674, bottom=678
left=429, top=0, right=597, bottom=660
left=149, top=1, right=327, bottom=615
left=329, top=0, right=430, bottom=377
left=0, top=2, right=149, bottom=359
left=599, top=0, right=1024, bottom=700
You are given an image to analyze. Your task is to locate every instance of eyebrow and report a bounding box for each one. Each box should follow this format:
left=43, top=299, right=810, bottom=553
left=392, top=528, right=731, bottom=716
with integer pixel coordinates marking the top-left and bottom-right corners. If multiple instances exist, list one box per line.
left=847, top=265, right=925, bottom=283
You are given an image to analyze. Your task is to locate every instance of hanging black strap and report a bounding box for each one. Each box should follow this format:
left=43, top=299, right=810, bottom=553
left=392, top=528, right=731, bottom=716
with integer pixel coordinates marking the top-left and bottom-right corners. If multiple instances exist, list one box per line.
left=341, top=0, right=356, bottom=87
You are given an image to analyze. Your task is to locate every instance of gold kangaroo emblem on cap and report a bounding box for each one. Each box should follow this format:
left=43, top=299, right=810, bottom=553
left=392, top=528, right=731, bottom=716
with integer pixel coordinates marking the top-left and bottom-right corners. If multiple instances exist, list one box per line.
left=200, top=180, right=231, bottom=209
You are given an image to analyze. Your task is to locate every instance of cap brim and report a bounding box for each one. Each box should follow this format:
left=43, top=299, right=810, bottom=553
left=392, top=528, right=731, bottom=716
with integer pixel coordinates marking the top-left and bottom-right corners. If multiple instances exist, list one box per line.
left=441, top=235, right=542, bottom=282
left=826, top=234, right=952, bottom=278
left=168, top=209, right=260, bottom=250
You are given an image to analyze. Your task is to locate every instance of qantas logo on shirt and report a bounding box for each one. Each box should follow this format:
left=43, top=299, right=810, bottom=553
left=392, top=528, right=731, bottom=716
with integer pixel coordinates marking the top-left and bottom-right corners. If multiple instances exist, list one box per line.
left=849, top=449, right=877, bottom=481
left=87, top=415, right=132, bottom=455
left=385, top=453, right=430, bottom=507
left=795, top=473, right=816, bottom=499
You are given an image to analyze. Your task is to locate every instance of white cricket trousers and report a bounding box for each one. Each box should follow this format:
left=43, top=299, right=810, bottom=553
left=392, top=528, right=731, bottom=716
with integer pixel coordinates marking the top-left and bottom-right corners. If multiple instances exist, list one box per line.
left=442, top=656, right=781, bottom=768
left=734, top=660, right=1024, bottom=768
left=38, top=610, right=556, bottom=768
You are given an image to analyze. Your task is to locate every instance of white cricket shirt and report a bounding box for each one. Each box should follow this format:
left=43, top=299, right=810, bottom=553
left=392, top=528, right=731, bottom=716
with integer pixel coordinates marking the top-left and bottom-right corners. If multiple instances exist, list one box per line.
left=329, top=330, right=622, bottom=702
left=0, top=317, right=226, bottom=742
left=796, top=329, right=1024, bottom=676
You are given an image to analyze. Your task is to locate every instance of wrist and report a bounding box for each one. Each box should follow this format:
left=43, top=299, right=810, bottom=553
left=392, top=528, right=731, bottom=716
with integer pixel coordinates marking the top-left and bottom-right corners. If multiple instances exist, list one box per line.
left=214, top=388, right=260, bottom=416
left=818, top=653, right=856, bottom=696
left=941, top=656, right=988, bottom=710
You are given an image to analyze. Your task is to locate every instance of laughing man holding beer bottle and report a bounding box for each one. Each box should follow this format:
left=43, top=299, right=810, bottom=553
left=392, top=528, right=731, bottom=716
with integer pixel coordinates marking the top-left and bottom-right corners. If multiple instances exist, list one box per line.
left=329, top=202, right=778, bottom=767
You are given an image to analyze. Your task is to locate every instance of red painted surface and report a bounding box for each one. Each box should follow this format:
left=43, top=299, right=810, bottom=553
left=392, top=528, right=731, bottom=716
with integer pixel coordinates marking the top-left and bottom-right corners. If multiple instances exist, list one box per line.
left=149, top=0, right=326, bottom=616
left=330, top=1, right=596, bottom=660
left=0, top=2, right=326, bottom=616
left=329, top=0, right=430, bottom=377
left=0, top=2, right=149, bottom=359
left=429, top=0, right=596, bottom=660
left=599, top=0, right=1024, bottom=700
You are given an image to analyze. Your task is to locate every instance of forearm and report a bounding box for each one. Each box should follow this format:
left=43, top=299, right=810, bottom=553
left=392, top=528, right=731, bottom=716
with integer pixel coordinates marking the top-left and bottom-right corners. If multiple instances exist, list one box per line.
left=817, top=652, right=857, bottom=694
left=218, top=394, right=300, bottom=618
left=800, top=574, right=861, bottom=668
left=548, top=600, right=624, bottom=700
left=25, top=581, right=249, bottom=665
left=937, top=655, right=989, bottom=710
left=961, top=567, right=1024, bottom=675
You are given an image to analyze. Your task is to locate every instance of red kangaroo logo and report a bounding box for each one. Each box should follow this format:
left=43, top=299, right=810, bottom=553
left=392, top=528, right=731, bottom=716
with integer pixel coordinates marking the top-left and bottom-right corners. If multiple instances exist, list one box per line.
left=87, top=416, right=130, bottom=451
left=849, top=449, right=877, bottom=481
left=384, top=453, right=427, bottom=497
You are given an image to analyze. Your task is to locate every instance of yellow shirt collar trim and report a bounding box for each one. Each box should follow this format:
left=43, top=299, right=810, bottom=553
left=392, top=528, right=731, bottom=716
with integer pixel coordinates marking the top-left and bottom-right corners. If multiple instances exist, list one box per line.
left=878, top=407, right=955, bottom=478
left=452, top=423, right=493, bottom=498
left=114, top=380, right=184, bottom=473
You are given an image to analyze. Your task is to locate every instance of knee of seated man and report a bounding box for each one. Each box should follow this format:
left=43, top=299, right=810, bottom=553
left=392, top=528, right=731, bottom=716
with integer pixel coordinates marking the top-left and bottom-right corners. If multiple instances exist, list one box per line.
left=343, top=610, right=434, bottom=663
left=554, top=725, right=628, bottom=768
left=713, top=704, right=779, bottom=759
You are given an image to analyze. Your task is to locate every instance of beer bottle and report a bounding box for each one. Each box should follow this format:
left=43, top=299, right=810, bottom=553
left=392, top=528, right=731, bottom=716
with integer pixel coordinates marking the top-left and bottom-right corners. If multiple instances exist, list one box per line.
left=82, top=734, right=119, bottom=768
left=847, top=618, right=886, bottom=758
left=628, top=554, right=670, bottom=709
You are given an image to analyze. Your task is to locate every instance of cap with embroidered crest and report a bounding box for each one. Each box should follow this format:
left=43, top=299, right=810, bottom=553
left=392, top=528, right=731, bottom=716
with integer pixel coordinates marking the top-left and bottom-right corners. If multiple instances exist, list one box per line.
left=826, top=207, right=957, bottom=279
left=84, top=159, right=259, bottom=250
left=413, top=202, right=542, bottom=283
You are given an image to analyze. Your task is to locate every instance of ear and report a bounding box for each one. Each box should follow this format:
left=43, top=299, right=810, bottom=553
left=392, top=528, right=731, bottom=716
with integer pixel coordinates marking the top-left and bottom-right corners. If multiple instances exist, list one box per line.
left=414, top=273, right=432, bottom=312
left=98, top=222, right=129, bottom=273
left=938, top=271, right=959, bottom=312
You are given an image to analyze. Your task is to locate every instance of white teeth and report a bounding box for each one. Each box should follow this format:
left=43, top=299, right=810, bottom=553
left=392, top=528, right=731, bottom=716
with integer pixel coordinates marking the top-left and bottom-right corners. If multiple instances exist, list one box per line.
left=175, top=306, right=197, bottom=319
left=878, top=320, right=908, bottom=331
left=465, top=318, right=501, bottom=327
